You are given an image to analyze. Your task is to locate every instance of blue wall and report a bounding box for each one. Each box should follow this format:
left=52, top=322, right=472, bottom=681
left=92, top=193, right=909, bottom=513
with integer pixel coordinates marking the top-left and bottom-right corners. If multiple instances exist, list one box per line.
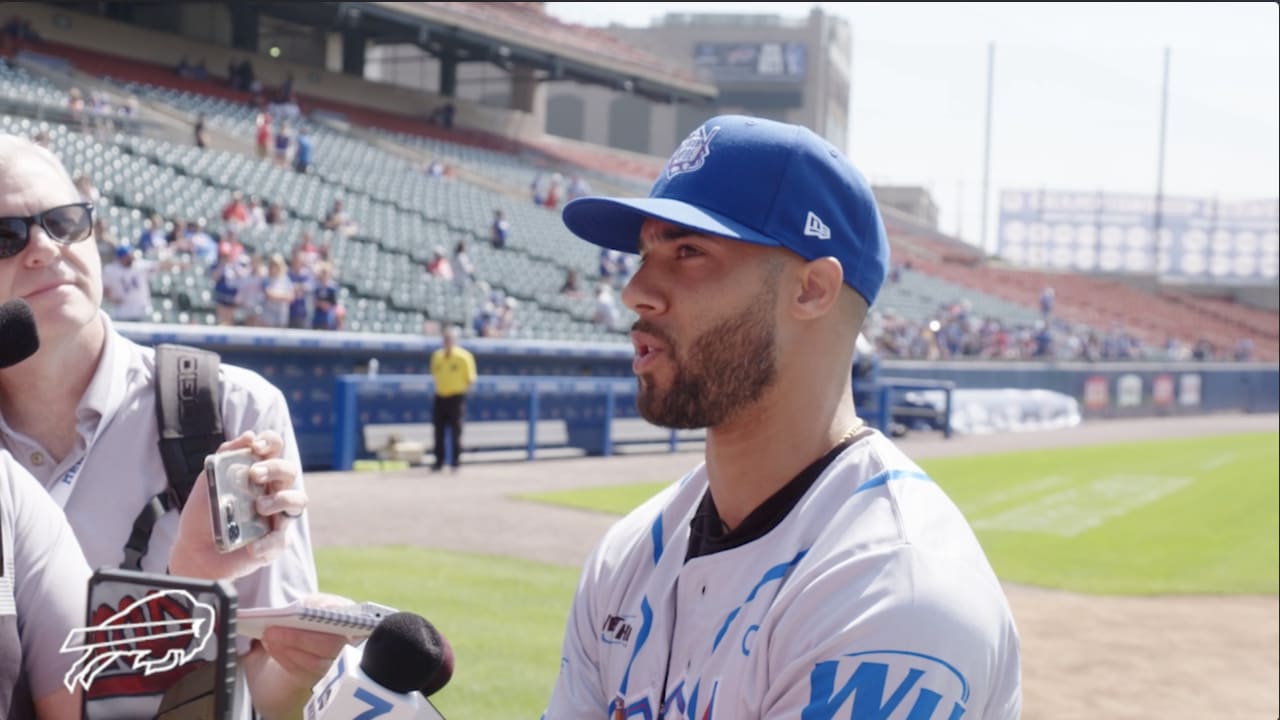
left=119, top=324, right=1280, bottom=470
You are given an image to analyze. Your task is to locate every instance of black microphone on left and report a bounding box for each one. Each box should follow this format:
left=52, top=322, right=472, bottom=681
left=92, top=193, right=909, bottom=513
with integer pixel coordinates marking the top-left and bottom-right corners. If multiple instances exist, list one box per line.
left=305, top=611, right=454, bottom=719
left=0, top=298, right=39, bottom=368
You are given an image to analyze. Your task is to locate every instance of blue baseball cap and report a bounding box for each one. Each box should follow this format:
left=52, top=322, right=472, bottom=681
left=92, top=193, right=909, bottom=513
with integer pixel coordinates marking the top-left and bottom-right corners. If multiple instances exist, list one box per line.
left=561, top=114, right=889, bottom=307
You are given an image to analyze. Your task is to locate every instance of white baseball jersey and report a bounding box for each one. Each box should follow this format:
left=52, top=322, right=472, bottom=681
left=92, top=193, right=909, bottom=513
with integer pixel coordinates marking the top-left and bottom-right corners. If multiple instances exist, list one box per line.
left=1, top=452, right=92, bottom=718
left=0, top=315, right=318, bottom=719
left=101, top=259, right=156, bottom=321
left=545, top=428, right=1021, bottom=720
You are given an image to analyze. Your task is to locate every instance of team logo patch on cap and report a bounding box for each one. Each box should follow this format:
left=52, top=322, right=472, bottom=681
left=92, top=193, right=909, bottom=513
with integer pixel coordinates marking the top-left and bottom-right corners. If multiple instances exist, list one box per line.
left=804, top=211, right=831, bottom=240
left=666, top=126, right=721, bottom=179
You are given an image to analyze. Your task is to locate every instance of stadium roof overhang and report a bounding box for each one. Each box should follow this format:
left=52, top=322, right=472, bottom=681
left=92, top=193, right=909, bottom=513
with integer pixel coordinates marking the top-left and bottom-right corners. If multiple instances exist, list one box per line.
left=251, top=2, right=718, bottom=106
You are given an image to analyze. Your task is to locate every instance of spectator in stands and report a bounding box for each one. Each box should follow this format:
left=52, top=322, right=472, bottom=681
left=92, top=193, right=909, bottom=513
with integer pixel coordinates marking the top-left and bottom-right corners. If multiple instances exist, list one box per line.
left=294, top=231, right=320, bottom=269
left=566, top=175, right=592, bottom=202
left=542, top=173, right=562, bottom=210
left=593, top=282, right=620, bottom=331
left=277, top=72, right=296, bottom=105
left=472, top=300, right=498, bottom=338
left=531, top=171, right=546, bottom=205
left=494, top=297, right=519, bottom=337
left=287, top=249, right=314, bottom=329
left=247, top=195, right=267, bottom=229
left=210, top=242, right=246, bottom=325
left=101, top=244, right=157, bottom=322
left=137, top=213, right=168, bottom=258
left=119, top=94, right=141, bottom=135
left=73, top=173, right=99, bottom=204
left=452, top=240, right=475, bottom=290
left=1040, top=285, right=1055, bottom=317
left=1192, top=338, right=1216, bottom=361
left=194, top=113, right=209, bottom=149
left=235, top=253, right=267, bottom=327
left=2, top=15, right=41, bottom=49
left=311, top=262, right=341, bottom=330
left=265, top=200, right=284, bottom=226
left=221, top=191, right=251, bottom=232
left=426, top=246, right=454, bottom=281
left=30, top=129, right=49, bottom=148
left=598, top=247, right=618, bottom=282
left=490, top=209, right=509, bottom=249
left=1233, top=338, right=1254, bottom=361
left=423, top=157, right=447, bottom=178
left=294, top=127, right=313, bottom=174
left=180, top=219, right=218, bottom=268
left=273, top=121, right=292, bottom=167
left=93, top=217, right=116, bottom=267
left=323, top=198, right=357, bottom=237
left=66, top=87, right=85, bottom=126
left=260, top=253, right=294, bottom=328
left=427, top=102, right=455, bottom=129
left=560, top=268, right=583, bottom=298
left=255, top=110, right=272, bottom=160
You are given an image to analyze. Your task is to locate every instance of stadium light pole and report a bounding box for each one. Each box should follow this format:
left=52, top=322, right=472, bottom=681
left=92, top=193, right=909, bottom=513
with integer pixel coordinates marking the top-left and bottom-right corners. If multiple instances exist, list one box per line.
left=980, top=42, right=995, bottom=256
left=1153, top=46, right=1171, bottom=272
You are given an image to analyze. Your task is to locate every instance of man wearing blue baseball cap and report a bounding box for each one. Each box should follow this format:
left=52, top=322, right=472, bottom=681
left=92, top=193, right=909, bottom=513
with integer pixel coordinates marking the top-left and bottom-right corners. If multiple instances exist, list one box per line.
left=545, top=115, right=1021, bottom=719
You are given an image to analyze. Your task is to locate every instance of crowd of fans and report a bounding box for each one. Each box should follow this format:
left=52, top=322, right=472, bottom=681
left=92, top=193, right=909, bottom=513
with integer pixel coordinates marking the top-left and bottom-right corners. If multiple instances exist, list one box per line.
left=85, top=176, right=350, bottom=330
left=865, top=298, right=1255, bottom=363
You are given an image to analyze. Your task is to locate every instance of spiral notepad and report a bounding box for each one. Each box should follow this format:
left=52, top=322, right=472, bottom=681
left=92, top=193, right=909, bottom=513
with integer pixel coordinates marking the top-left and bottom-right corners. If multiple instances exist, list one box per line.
left=236, top=601, right=398, bottom=639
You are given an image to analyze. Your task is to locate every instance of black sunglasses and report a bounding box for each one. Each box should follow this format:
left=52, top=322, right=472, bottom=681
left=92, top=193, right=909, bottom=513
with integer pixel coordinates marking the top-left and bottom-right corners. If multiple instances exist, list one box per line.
left=0, top=203, right=95, bottom=260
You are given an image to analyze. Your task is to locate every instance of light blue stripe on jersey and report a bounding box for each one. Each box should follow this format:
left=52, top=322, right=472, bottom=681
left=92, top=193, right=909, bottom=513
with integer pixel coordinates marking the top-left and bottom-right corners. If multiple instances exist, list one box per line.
left=650, top=513, right=664, bottom=565
left=618, top=596, right=654, bottom=696
left=853, top=469, right=933, bottom=494
left=712, top=549, right=808, bottom=653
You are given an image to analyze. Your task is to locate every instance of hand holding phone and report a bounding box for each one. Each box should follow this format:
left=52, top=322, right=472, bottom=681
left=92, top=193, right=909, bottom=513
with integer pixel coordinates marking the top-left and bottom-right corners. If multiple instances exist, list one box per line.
left=206, top=447, right=272, bottom=553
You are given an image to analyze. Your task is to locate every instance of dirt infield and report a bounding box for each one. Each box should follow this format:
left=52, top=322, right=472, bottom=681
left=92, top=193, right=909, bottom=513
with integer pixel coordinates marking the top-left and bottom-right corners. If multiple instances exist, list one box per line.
left=304, top=413, right=1279, bottom=719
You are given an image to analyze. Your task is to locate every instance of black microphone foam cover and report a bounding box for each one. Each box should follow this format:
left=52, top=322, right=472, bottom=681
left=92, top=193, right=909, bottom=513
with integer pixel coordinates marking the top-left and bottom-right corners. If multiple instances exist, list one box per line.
left=359, top=611, right=455, bottom=696
left=0, top=298, right=39, bottom=369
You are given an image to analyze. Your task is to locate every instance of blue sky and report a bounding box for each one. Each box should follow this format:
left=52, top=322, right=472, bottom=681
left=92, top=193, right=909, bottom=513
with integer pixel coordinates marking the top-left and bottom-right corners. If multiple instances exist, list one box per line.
left=545, top=2, right=1279, bottom=252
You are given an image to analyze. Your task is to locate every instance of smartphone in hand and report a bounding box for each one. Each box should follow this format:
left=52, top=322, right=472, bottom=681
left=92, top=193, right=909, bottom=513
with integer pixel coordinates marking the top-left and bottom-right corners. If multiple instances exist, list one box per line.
left=205, top=448, right=271, bottom=553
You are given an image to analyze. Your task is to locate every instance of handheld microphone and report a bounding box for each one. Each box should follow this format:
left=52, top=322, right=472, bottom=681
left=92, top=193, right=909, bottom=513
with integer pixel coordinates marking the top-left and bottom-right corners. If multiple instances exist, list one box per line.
left=305, top=611, right=454, bottom=720
left=0, top=298, right=39, bottom=368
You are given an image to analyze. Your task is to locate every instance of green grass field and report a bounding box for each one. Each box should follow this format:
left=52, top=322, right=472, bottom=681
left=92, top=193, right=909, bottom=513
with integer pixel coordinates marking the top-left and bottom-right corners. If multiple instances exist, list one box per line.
left=315, top=430, right=1278, bottom=717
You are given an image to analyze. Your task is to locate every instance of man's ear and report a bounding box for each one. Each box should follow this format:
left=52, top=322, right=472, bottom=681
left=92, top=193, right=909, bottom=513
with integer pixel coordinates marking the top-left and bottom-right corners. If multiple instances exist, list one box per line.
left=790, top=257, right=844, bottom=320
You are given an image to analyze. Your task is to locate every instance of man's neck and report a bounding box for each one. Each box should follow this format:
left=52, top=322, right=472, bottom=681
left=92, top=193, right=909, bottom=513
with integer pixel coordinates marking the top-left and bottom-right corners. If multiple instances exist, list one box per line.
left=0, top=319, right=106, bottom=460
left=703, top=382, right=857, bottom=531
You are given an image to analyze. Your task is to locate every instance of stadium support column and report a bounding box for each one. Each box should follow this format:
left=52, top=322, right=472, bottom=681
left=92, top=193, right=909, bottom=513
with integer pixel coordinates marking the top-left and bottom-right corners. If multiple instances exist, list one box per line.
left=342, top=28, right=366, bottom=77
left=439, top=48, right=458, bottom=98
left=510, top=64, right=539, bottom=114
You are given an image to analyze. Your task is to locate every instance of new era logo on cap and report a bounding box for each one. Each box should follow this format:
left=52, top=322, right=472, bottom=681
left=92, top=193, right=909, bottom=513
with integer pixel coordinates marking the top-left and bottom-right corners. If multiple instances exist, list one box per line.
left=560, top=115, right=889, bottom=307
left=804, top=211, right=831, bottom=240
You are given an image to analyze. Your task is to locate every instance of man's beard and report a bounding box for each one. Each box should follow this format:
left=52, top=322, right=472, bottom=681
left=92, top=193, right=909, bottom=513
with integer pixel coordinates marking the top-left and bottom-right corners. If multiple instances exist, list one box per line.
left=635, top=287, right=778, bottom=429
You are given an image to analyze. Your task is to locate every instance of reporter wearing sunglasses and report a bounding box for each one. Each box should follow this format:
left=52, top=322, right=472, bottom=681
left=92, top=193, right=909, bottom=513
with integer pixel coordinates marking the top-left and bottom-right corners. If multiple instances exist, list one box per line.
left=0, top=134, right=341, bottom=720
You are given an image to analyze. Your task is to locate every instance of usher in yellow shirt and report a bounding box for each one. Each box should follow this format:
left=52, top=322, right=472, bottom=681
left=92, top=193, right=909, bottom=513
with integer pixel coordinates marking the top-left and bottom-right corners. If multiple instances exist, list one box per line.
left=430, top=346, right=477, bottom=398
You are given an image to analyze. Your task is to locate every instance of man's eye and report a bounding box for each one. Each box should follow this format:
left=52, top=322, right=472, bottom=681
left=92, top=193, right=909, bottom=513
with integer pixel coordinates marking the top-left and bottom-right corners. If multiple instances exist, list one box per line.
left=675, top=245, right=701, bottom=258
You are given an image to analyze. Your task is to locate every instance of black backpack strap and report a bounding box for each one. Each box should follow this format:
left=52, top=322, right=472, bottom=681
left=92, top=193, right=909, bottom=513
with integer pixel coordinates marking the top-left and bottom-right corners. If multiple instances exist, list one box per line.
left=122, top=344, right=225, bottom=569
